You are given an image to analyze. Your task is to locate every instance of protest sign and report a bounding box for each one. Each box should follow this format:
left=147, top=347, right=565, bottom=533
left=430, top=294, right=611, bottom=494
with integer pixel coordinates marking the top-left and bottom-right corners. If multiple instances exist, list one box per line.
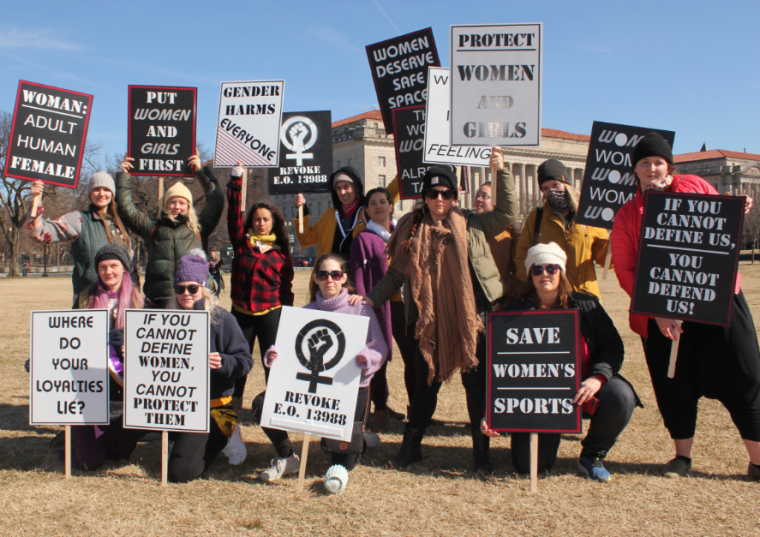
left=123, top=309, right=210, bottom=432
left=129, top=86, right=197, bottom=177
left=576, top=122, right=676, bottom=228
left=630, top=191, right=743, bottom=326
left=261, top=306, right=368, bottom=441
left=267, top=111, right=333, bottom=195
left=487, top=310, right=581, bottom=433
left=5, top=81, right=94, bottom=188
left=393, top=105, right=439, bottom=199
left=214, top=80, right=284, bottom=168
left=29, top=309, right=109, bottom=425
left=366, top=28, right=440, bottom=134
left=424, top=67, right=492, bottom=167
left=450, top=23, right=542, bottom=147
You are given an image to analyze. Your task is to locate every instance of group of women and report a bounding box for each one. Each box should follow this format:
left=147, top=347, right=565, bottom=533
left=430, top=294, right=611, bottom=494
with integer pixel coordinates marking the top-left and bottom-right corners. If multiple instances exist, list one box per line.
left=28, top=135, right=760, bottom=488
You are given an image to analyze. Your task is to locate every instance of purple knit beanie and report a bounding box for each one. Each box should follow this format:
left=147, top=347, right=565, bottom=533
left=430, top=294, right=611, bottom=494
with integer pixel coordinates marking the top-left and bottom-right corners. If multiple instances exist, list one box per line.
left=174, top=249, right=208, bottom=287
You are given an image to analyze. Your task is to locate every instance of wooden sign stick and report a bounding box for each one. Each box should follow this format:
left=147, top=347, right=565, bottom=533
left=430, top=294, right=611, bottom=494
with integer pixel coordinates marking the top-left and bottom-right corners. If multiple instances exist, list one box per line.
left=297, top=433, right=311, bottom=492
left=298, top=194, right=304, bottom=234
left=161, top=430, right=168, bottom=487
left=529, top=432, right=538, bottom=493
left=601, top=243, right=612, bottom=280
left=242, top=168, right=249, bottom=212
left=667, top=321, right=683, bottom=379
left=64, top=425, right=71, bottom=480
left=30, top=194, right=41, bottom=219
left=158, top=177, right=165, bottom=208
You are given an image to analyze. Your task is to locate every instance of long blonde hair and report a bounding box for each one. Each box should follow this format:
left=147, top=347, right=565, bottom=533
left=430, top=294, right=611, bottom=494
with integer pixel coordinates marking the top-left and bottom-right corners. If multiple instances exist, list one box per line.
left=165, top=205, right=201, bottom=237
left=166, top=286, right=224, bottom=325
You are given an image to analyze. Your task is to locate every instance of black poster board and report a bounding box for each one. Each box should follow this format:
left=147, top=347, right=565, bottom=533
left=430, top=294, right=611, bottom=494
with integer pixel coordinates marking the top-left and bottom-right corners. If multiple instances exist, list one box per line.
left=267, top=111, right=333, bottom=195
left=392, top=105, right=439, bottom=199
left=4, top=80, right=93, bottom=188
left=576, top=122, right=675, bottom=229
left=487, top=310, right=581, bottom=433
left=366, top=28, right=440, bottom=135
left=128, top=86, right=197, bottom=177
left=630, top=191, right=743, bottom=326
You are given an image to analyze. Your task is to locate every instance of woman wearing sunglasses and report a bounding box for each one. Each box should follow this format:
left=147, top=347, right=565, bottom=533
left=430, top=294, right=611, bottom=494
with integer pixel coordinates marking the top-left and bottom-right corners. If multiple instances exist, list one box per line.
left=357, top=147, right=518, bottom=471
left=482, top=242, right=640, bottom=481
left=261, top=254, right=387, bottom=492
left=165, top=252, right=252, bottom=483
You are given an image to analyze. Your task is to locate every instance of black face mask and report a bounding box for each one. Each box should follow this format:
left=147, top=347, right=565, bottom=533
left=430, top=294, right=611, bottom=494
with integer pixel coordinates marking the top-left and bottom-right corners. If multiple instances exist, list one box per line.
left=546, top=188, right=570, bottom=213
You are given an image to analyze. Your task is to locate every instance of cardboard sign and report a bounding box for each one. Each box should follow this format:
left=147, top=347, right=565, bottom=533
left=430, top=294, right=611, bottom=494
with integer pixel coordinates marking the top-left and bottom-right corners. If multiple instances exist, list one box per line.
left=366, top=28, right=440, bottom=134
left=128, top=86, right=197, bottom=177
left=450, top=23, right=543, bottom=147
left=424, top=67, right=492, bottom=167
left=487, top=310, right=581, bottom=433
left=576, top=122, right=676, bottom=228
left=261, top=307, right=368, bottom=441
left=4, top=81, right=93, bottom=188
left=630, top=191, right=743, bottom=326
left=393, top=105, right=437, bottom=199
left=267, top=111, right=333, bottom=194
left=123, top=310, right=210, bottom=432
left=214, top=80, right=284, bottom=168
left=29, top=310, right=109, bottom=425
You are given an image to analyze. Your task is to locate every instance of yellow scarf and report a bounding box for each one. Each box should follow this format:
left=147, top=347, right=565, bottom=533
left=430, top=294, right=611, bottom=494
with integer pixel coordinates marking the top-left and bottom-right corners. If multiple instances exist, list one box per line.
left=248, top=229, right=277, bottom=247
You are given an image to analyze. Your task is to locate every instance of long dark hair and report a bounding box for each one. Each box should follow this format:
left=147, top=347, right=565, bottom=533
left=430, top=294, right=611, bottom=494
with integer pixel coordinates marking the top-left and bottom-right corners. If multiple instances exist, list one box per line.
left=244, top=201, right=291, bottom=257
left=309, top=253, right=356, bottom=303
left=90, top=197, right=130, bottom=249
left=515, top=268, right=575, bottom=309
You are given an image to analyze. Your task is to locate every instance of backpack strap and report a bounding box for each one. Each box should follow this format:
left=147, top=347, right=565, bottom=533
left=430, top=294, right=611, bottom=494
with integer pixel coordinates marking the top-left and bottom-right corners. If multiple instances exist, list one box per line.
left=533, top=207, right=543, bottom=245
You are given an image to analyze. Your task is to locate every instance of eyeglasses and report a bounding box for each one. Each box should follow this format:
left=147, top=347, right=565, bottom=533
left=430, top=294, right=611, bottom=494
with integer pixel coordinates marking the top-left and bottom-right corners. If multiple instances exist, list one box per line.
left=315, top=270, right=344, bottom=281
left=174, top=284, right=201, bottom=295
left=529, top=264, right=561, bottom=276
left=475, top=193, right=491, bottom=201
left=425, top=188, right=456, bottom=200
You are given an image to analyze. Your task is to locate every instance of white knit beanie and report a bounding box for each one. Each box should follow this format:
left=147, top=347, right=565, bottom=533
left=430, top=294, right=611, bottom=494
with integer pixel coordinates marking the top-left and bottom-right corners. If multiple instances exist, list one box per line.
left=88, top=171, right=115, bottom=196
left=524, top=242, right=567, bottom=273
left=164, top=181, right=193, bottom=207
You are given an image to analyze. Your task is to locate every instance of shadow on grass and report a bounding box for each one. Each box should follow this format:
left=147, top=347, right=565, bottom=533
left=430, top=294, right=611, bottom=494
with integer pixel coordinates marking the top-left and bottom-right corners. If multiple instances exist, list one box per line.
left=0, top=403, right=60, bottom=435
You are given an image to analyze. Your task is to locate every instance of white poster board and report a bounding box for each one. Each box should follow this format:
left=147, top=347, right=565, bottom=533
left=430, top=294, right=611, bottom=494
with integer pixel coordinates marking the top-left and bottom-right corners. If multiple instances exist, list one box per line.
left=214, top=80, right=285, bottom=168
left=450, top=23, right=542, bottom=147
left=30, top=310, right=110, bottom=425
left=123, top=309, right=210, bottom=433
left=261, top=307, right=369, bottom=441
left=424, top=67, right=492, bottom=166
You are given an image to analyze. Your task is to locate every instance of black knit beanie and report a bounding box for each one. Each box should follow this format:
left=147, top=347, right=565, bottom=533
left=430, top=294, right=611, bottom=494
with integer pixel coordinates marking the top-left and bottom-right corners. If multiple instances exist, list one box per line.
left=632, top=133, right=673, bottom=166
left=422, top=165, right=458, bottom=197
left=537, top=159, right=571, bottom=187
left=95, top=243, right=132, bottom=272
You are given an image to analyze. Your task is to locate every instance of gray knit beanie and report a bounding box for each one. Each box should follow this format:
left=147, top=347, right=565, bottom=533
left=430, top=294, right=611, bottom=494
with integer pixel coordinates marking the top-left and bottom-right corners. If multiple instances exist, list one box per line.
left=88, top=171, right=116, bottom=196
left=174, top=249, right=209, bottom=287
left=94, top=243, right=132, bottom=272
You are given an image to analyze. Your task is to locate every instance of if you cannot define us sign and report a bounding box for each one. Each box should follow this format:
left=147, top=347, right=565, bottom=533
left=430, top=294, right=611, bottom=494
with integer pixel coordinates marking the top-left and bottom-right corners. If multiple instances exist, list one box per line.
left=450, top=24, right=542, bottom=147
left=261, top=307, right=368, bottom=441
left=123, top=310, right=210, bottom=432
left=30, top=310, right=109, bottom=425
left=576, top=122, right=676, bottom=229
left=128, top=86, right=197, bottom=177
left=487, top=310, right=581, bottom=433
left=631, top=191, right=744, bottom=326
left=214, top=80, right=284, bottom=168
left=5, top=81, right=93, bottom=188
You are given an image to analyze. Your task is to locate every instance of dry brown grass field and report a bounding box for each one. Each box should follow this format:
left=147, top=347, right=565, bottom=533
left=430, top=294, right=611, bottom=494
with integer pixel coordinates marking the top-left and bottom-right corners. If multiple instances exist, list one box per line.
left=1, top=266, right=760, bottom=536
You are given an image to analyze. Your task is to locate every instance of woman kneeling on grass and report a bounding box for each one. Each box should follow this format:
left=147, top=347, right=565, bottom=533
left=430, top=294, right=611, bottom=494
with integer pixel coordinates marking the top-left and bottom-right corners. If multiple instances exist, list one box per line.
left=481, top=242, right=641, bottom=481
left=262, top=253, right=387, bottom=493
left=166, top=251, right=252, bottom=483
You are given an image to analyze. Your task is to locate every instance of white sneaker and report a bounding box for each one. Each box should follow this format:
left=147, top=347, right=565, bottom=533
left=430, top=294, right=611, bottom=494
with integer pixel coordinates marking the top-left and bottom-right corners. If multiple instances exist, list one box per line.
left=222, top=425, right=247, bottom=465
left=259, top=453, right=300, bottom=482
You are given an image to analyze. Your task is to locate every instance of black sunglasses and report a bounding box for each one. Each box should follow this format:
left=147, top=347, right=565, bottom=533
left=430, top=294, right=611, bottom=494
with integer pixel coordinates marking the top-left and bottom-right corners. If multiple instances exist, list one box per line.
left=425, top=188, right=456, bottom=200
left=529, top=264, right=561, bottom=276
left=315, top=270, right=344, bottom=281
left=174, top=284, right=201, bottom=295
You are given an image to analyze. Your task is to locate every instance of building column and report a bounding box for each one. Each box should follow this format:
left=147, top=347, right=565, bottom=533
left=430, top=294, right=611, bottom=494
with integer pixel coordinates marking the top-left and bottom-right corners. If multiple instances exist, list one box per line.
left=512, top=163, right=524, bottom=214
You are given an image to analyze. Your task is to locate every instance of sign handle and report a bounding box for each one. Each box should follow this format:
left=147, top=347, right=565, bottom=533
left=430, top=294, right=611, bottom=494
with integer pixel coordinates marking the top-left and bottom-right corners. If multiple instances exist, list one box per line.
left=242, top=169, right=249, bottom=213
left=65, top=425, right=71, bottom=480
left=158, top=177, right=165, bottom=208
left=30, top=195, right=41, bottom=219
left=529, top=432, right=538, bottom=493
left=667, top=322, right=683, bottom=379
left=297, top=433, right=311, bottom=492
left=161, top=430, right=168, bottom=487
left=298, top=193, right=304, bottom=234
left=601, top=243, right=612, bottom=281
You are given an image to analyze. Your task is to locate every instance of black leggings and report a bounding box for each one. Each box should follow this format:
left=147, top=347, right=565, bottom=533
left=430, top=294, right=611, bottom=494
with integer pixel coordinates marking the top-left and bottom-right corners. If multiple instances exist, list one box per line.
left=231, top=307, right=282, bottom=399
left=167, top=414, right=229, bottom=483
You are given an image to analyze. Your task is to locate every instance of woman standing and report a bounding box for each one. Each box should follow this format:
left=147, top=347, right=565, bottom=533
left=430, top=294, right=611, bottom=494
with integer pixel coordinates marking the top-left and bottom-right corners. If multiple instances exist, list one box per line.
left=612, top=132, right=760, bottom=479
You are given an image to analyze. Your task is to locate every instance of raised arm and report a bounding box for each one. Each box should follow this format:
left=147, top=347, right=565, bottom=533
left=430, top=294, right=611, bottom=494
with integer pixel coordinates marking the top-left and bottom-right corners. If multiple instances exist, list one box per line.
left=226, top=165, right=246, bottom=245
left=294, top=200, right=329, bottom=248
left=190, top=150, right=224, bottom=240
left=470, top=147, right=518, bottom=238
left=115, top=153, right=156, bottom=240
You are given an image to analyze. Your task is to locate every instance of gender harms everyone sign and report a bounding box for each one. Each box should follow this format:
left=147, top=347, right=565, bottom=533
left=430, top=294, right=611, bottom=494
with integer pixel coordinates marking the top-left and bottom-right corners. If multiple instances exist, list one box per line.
left=267, top=111, right=333, bottom=195
left=30, top=310, right=109, bottom=425
left=129, top=86, right=197, bottom=177
left=576, top=122, right=675, bottom=229
left=5, top=81, right=93, bottom=188
left=123, top=310, right=210, bottom=432
left=214, top=80, right=284, bottom=168
left=630, top=191, right=743, bottom=326
left=261, top=307, right=368, bottom=441
left=366, top=28, right=440, bottom=134
left=487, top=310, right=581, bottom=433
left=450, top=23, right=542, bottom=147
left=424, top=67, right=492, bottom=167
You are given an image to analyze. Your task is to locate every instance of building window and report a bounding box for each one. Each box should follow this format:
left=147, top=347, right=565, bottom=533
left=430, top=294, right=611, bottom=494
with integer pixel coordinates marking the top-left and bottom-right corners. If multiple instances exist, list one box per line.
left=348, top=158, right=352, bottom=166
left=379, top=175, right=386, bottom=187
left=337, top=161, right=342, bottom=168
left=379, top=156, right=386, bottom=167
left=373, top=123, right=379, bottom=128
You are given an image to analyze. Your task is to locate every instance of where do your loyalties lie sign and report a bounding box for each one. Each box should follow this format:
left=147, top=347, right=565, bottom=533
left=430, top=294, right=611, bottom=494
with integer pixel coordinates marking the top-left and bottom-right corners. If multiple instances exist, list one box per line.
left=129, top=86, right=197, bottom=177
left=5, top=81, right=94, bottom=188
left=30, top=310, right=109, bottom=425
left=123, top=310, right=210, bottom=432
left=576, top=122, right=676, bottom=228
left=450, top=23, right=542, bottom=147
left=267, top=111, right=333, bottom=195
left=261, top=307, right=368, bottom=441
left=487, top=310, right=581, bottom=433
left=630, top=191, right=744, bottom=326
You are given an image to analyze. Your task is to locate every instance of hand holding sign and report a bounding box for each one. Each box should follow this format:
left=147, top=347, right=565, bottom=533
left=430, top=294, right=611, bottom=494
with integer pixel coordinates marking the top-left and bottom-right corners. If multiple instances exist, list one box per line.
left=655, top=316, right=684, bottom=341
left=188, top=148, right=201, bottom=173
left=120, top=153, right=134, bottom=174
left=489, top=146, right=504, bottom=171
left=209, top=352, right=222, bottom=369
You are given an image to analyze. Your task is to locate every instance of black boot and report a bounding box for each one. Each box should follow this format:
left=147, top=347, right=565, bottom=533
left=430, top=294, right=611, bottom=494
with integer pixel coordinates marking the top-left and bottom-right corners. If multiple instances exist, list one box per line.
left=388, top=426, right=425, bottom=468
left=471, top=429, right=493, bottom=474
